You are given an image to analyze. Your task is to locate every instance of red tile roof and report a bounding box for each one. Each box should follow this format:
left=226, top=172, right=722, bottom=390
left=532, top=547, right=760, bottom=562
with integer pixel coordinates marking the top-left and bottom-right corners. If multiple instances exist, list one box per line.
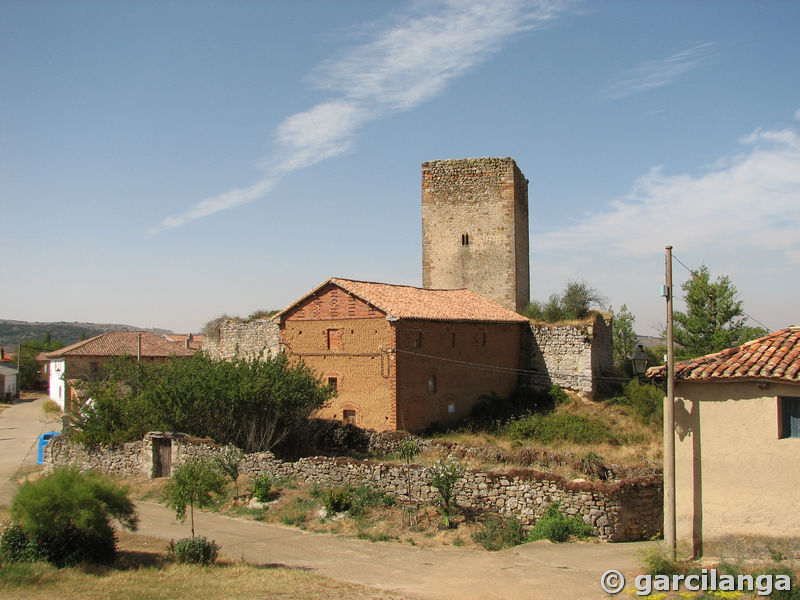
left=163, top=333, right=204, bottom=351
left=45, top=331, right=195, bottom=359
left=647, top=326, right=800, bottom=383
left=278, top=278, right=530, bottom=323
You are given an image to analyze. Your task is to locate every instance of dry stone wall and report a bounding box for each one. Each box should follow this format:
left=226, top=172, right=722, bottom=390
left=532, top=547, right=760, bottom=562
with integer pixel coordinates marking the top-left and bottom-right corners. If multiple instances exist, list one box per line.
left=45, top=433, right=660, bottom=542
left=202, top=318, right=280, bottom=361
left=522, top=313, right=613, bottom=396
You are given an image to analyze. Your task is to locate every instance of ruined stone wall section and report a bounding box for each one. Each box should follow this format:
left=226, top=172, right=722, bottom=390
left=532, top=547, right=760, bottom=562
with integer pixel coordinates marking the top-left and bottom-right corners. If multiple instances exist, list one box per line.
left=523, top=313, right=613, bottom=396
left=45, top=435, right=660, bottom=542
left=422, top=158, right=529, bottom=313
left=202, top=318, right=280, bottom=361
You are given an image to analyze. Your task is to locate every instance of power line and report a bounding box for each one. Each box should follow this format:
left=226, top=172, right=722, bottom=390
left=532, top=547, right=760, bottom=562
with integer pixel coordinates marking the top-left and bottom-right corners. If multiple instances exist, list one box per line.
left=392, top=347, right=633, bottom=384
left=671, top=253, right=771, bottom=331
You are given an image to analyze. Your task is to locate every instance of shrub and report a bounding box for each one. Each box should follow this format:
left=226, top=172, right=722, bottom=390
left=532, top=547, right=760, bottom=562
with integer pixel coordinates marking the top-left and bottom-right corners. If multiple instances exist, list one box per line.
left=472, top=515, right=526, bottom=551
left=527, top=503, right=593, bottom=543
left=251, top=473, right=273, bottom=503
left=323, top=487, right=353, bottom=516
left=506, top=413, right=616, bottom=445
left=612, top=380, right=663, bottom=426
left=428, top=457, right=465, bottom=528
left=168, top=536, right=219, bottom=565
left=6, top=468, right=137, bottom=567
left=215, top=444, right=244, bottom=498
left=639, top=544, right=682, bottom=576
left=0, top=522, right=37, bottom=564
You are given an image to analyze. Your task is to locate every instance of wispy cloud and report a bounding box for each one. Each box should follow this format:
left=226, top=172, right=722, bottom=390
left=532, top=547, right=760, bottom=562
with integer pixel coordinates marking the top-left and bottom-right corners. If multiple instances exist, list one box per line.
left=600, top=42, right=717, bottom=100
left=149, top=0, right=569, bottom=234
left=537, top=123, right=800, bottom=261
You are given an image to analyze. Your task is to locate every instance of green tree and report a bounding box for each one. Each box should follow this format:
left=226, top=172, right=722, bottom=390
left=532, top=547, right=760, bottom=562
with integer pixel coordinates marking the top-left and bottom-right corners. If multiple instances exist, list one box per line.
left=215, top=444, right=244, bottom=500
left=164, top=458, right=227, bottom=538
left=673, top=266, right=767, bottom=359
left=73, top=353, right=333, bottom=452
left=522, top=280, right=606, bottom=322
left=7, top=468, right=137, bottom=566
left=611, top=305, right=638, bottom=374
left=17, top=337, right=64, bottom=389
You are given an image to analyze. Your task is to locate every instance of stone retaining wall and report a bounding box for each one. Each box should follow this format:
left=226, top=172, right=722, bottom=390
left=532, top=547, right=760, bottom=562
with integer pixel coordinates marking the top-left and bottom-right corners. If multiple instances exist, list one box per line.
left=45, top=434, right=661, bottom=542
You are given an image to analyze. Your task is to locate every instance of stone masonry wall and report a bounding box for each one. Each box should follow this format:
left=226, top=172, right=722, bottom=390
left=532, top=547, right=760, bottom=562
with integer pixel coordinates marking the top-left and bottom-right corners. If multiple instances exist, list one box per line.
left=45, top=433, right=660, bottom=542
left=202, top=318, right=280, bottom=361
left=522, top=313, right=613, bottom=396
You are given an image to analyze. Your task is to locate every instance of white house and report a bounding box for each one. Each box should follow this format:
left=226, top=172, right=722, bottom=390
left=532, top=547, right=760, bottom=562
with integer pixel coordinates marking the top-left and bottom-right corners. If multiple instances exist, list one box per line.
left=0, top=364, right=18, bottom=401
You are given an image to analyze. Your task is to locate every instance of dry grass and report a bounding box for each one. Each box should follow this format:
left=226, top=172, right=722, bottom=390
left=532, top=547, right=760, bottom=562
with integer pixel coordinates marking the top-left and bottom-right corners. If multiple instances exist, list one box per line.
left=702, top=535, right=800, bottom=561
left=429, top=395, right=661, bottom=478
left=0, top=529, right=413, bottom=600
left=41, top=400, right=61, bottom=417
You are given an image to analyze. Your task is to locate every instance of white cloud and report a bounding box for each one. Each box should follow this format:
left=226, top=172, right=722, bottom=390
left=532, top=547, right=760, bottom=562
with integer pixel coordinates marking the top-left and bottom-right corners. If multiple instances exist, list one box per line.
left=534, top=123, right=800, bottom=333
left=538, top=124, right=800, bottom=259
left=600, top=42, right=717, bottom=100
left=150, top=0, right=569, bottom=233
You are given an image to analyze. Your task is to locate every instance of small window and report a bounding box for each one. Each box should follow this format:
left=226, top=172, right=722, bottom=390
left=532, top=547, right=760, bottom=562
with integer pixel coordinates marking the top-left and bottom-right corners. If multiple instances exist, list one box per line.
left=427, top=375, right=436, bottom=394
left=450, top=331, right=456, bottom=348
left=326, top=328, right=343, bottom=350
left=410, top=330, right=423, bottom=349
left=779, top=397, right=800, bottom=438
left=343, top=409, right=356, bottom=425
left=461, top=233, right=470, bottom=246
left=90, top=361, right=99, bottom=374
left=327, top=377, right=338, bottom=392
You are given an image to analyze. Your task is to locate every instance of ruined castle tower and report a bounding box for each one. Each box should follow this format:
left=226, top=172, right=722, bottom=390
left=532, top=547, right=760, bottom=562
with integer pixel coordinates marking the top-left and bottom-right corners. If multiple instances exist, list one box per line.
left=421, top=157, right=530, bottom=313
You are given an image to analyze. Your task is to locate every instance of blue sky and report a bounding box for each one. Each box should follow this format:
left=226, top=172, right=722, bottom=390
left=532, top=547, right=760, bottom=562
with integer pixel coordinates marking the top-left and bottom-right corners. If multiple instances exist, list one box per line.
left=2, top=0, right=798, bottom=336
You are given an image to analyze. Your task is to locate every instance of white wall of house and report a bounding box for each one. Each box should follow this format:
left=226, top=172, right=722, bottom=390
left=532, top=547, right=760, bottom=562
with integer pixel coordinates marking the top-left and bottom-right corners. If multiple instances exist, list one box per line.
left=674, top=380, right=800, bottom=551
left=1, top=371, right=16, bottom=399
left=49, top=359, right=66, bottom=410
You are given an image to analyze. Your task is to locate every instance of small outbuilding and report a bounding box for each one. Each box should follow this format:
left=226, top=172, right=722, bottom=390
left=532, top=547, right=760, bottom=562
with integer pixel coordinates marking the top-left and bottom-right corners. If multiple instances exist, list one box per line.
left=649, top=326, right=800, bottom=555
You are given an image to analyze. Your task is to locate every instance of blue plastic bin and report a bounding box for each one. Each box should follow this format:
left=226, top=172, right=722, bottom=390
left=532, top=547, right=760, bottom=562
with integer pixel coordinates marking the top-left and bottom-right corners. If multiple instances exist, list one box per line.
left=37, top=431, right=61, bottom=465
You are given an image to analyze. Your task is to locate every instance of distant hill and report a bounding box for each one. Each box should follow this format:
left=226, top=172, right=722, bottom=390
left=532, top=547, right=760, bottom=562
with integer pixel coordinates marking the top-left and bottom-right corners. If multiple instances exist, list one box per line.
left=0, top=319, right=174, bottom=349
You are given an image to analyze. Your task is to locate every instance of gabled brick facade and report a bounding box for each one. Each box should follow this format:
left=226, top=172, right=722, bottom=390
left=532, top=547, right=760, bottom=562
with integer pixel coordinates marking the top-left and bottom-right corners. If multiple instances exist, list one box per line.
left=277, top=279, right=527, bottom=432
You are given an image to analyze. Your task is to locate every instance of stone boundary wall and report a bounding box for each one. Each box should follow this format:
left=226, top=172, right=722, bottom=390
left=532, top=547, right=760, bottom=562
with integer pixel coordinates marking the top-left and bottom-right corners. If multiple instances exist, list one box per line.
left=522, top=313, right=613, bottom=396
left=202, top=318, right=280, bottom=361
left=45, top=434, right=660, bottom=542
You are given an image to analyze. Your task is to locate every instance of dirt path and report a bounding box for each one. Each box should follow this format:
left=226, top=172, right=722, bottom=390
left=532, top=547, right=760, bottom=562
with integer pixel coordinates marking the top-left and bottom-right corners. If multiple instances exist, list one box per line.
left=135, top=500, right=649, bottom=600
left=0, top=394, right=60, bottom=506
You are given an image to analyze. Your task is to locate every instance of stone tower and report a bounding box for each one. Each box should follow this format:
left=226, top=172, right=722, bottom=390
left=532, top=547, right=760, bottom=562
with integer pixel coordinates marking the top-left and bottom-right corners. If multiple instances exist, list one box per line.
left=421, top=157, right=530, bottom=313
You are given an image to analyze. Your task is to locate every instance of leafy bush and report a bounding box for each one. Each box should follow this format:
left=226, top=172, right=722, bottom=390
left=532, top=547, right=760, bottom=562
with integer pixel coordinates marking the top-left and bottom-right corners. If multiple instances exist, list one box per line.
left=73, top=353, right=334, bottom=452
left=505, top=413, right=616, bottom=444
left=611, top=380, right=663, bottom=426
left=251, top=473, right=273, bottom=503
left=527, top=503, right=593, bottom=543
left=0, top=522, right=37, bottom=564
left=5, top=468, right=137, bottom=567
left=639, top=544, right=682, bottom=576
left=168, top=536, right=219, bottom=565
left=323, top=487, right=353, bottom=516
left=215, top=444, right=244, bottom=498
left=464, top=387, right=566, bottom=432
left=429, top=457, right=465, bottom=528
left=472, top=515, right=526, bottom=551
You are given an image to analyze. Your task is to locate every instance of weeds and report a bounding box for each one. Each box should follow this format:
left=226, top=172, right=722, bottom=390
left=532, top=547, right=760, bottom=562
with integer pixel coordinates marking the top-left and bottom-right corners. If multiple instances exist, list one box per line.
left=527, top=503, right=593, bottom=543
left=472, top=515, right=525, bottom=551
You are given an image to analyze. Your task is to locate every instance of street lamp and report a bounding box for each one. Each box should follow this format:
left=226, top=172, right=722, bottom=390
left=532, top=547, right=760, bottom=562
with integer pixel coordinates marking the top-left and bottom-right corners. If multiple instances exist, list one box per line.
left=631, top=343, right=650, bottom=378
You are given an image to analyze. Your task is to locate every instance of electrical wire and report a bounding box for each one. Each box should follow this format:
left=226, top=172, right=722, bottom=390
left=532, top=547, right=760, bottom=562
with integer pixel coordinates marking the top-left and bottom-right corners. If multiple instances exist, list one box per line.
left=671, top=253, right=771, bottom=331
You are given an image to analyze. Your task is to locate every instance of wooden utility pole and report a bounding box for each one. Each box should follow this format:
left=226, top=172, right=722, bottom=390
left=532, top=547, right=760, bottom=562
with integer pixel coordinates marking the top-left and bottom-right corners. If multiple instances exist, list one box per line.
left=664, top=246, right=676, bottom=557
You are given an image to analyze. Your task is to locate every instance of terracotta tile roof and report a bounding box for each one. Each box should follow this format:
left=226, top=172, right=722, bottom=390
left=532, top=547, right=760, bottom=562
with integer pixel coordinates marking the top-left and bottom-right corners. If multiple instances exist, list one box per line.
left=45, top=331, right=194, bottom=359
left=278, top=277, right=529, bottom=323
left=163, top=333, right=204, bottom=351
left=646, top=326, right=800, bottom=383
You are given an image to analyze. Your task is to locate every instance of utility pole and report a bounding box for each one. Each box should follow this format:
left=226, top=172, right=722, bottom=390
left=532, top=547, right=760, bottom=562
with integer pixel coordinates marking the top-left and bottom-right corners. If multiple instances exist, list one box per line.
left=664, top=246, right=676, bottom=557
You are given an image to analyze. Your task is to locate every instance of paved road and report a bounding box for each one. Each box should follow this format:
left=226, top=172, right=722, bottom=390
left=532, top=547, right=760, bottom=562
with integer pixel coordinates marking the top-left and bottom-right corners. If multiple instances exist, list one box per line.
left=136, top=500, right=648, bottom=600
left=0, top=394, right=61, bottom=506
left=0, top=399, right=650, bottom=599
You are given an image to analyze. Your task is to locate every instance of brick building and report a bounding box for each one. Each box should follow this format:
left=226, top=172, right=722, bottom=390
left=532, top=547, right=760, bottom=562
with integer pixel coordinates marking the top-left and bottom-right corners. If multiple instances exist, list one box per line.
left=276, top=277, right=529, bottom=432
left=45, top=330, right=194, bottom=411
